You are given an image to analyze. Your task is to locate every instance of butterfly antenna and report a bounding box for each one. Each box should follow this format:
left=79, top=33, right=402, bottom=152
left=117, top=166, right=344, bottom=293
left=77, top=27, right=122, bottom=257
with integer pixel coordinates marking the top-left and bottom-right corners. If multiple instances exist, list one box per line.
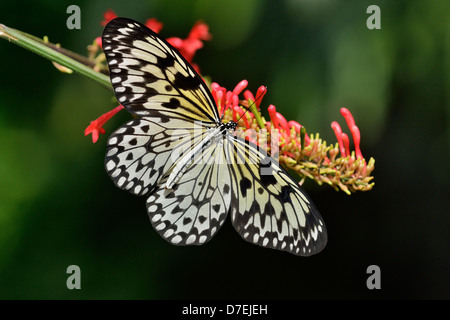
left=236, top=86, right=267, bottom=123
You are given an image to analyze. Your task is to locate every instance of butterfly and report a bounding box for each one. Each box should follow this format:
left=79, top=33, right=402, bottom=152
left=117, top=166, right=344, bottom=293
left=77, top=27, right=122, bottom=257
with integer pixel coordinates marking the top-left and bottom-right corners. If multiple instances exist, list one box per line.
left=102, top=18, right=327, bottom=256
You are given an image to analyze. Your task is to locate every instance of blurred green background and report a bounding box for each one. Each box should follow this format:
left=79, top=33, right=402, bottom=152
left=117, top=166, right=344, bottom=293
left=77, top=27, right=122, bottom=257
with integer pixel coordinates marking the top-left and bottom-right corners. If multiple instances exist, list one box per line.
left=0, top=0, right=448, bottom=299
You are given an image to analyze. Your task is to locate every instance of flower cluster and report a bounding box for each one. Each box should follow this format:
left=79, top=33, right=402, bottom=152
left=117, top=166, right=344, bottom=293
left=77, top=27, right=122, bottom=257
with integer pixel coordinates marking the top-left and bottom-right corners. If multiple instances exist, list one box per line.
left=210, top=81, right=375, bottom=194
left=85, top=10, right=374, bottom=194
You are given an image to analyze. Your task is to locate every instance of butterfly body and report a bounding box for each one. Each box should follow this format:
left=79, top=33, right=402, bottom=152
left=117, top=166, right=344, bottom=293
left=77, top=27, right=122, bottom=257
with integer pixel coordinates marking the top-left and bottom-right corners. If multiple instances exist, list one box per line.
left=102, top=18, right=327, bottom=256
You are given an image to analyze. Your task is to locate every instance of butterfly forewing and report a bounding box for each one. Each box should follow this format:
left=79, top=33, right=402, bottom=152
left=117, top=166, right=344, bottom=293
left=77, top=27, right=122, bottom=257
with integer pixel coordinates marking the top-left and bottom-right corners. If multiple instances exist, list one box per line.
left=102, top=17, right=328, bottom=256
left=102, top=18, right=219, bottom=124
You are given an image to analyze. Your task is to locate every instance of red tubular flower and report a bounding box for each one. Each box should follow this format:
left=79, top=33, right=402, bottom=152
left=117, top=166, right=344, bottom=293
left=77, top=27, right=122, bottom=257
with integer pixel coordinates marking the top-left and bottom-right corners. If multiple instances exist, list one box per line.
left=166, top=21, right=211, bottom=72
left=225, top=91, right=233, bottom=110
left=189, top=21, right=212, bottom=41
left=350, top=125, right=362, bottom=159
left=233, top=80, right=248, bottom=96
left=268, top=105, right=278, bottom=129
left=232, top=95, right=239, bottom=110
left=340, top=107, right=355, bottom=128
left=331, top=108, right=365, bottom=161
left=267, top=105, right=290, bottom=145
left=95, top=37, right=102, bottom=49
left=243, top=86, right=266, bottom=110
left=276, top=112, right=290, bottom=134
left=85, top=105, right=124, bottom=143
left=341, top=133, right=350, bottom=158
left=340, top=107, right=363, bottom=159
left=167, top=36, right=200, bottom=63
left=276, top=113, right=290, bottom=144
left=145, top=18, right=163, bottom=33
left=254, top=86, right=267, bottom=109
left=101, top=9, right=118, bottom=26
left=243, top=90, right=254, bottom=103
left=167, top=37, right=183, bottom=49
left=331, top=121, right=346, bottom=157
left=211, top=82, right=226, bottom=115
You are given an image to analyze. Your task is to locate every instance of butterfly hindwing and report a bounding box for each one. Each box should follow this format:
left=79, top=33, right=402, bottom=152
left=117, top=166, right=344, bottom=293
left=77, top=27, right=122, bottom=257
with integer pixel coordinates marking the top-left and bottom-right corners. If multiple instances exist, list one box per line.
left=226, top=137, right=327, bottom=256
left=147, top=140, right=232, bottom=245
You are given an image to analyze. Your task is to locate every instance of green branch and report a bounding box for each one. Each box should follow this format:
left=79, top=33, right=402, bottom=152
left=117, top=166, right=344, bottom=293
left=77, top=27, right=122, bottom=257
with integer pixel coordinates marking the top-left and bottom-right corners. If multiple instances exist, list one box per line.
left=0, top=23, right=112, bottom=90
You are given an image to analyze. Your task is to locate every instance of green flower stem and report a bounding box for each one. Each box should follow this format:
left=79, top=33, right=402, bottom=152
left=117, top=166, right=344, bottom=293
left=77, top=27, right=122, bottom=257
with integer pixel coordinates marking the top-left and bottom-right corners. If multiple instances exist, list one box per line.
left=0, top=23, right=112, bottom=90
left=300, top=126, right=306, bottom=151
left=248, top=99, right=266, bottom=129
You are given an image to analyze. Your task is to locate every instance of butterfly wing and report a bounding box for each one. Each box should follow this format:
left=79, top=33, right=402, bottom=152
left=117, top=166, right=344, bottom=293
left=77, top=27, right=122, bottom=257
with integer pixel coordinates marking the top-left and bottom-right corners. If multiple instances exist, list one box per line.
left=102, top=17, right=220, bottom=195
left=226, top=136, right=327, bottom=256
left=102, top=17, right=219, bottom=122
left=147, top=140, right=232, bottom=245
left=105, top=117, right=210, bottom=196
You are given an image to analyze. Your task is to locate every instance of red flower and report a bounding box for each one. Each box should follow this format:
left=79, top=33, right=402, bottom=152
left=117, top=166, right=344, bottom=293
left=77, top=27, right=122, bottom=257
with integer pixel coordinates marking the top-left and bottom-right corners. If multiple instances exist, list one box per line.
left=101, top=9, right=118, bottom=26
left=145, top=18, right=163, bottom=33
left=188, top=21, right=212, bottom=41
left=244, top=86, right=266, bottom=110
left=211, top=80, right=250, bottom=118
left=166, top=21, right=211, bottom=73
left=331, top=107, right=364, bottom=159
left=95, top=36, right=102, bottom=49
left=85, top=105, right=124, bottom=143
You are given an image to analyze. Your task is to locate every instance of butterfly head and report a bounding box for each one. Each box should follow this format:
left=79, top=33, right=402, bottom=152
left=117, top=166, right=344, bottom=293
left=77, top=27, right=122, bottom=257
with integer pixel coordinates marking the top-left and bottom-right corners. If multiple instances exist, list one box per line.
left=222, top=121, right=237, bottom=135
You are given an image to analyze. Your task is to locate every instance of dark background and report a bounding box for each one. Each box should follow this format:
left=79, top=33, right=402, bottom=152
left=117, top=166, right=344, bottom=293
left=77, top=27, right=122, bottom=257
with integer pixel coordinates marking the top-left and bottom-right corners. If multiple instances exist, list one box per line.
left=0, top=0, right=448, bottom=299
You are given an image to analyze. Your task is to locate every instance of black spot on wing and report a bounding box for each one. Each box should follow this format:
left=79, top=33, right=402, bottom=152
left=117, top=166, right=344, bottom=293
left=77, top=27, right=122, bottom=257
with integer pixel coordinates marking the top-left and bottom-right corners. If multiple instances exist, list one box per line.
left=260, top=172, right=277, bottom=187
left=161, top=97, right=181, bottom=109
left=292, top=228, right=299, bottom=241
left=141, top=125, right=149, bottom=133
left=129, top=138, right=138, bottom=146
left=280, top=185, right=291, bottom=202
left=158, top=54, right=176, bottom=69
left=173, top=71, right=198, bottom=91
left=239, top=177, right=252, bottom=197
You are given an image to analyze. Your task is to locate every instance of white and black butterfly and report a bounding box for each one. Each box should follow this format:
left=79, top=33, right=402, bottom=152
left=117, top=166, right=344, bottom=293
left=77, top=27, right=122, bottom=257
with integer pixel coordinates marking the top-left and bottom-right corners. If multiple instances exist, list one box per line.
left=102, top=18, right=327, bottom=256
